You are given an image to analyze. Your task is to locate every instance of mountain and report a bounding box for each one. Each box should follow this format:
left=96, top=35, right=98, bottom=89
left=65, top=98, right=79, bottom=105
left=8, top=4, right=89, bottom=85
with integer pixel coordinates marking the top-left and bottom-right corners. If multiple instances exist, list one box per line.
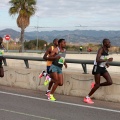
left=0, top=28, right=120, bottom=46
left=0, top=29, right=31, bottom=40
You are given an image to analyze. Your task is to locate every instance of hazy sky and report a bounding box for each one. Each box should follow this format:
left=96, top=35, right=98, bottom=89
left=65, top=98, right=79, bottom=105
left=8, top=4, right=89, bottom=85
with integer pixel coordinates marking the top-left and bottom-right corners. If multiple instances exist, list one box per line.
left=0, top=0, right=120, bottom=32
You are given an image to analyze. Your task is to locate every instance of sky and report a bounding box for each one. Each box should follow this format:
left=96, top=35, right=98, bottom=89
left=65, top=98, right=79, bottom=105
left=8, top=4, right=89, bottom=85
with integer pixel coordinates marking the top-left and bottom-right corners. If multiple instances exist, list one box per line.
left=0, top=0, right=120, bottom=32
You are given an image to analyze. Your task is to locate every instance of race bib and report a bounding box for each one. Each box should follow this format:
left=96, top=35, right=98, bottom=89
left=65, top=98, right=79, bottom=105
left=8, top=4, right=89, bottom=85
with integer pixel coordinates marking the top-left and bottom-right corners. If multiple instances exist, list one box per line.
left=58, top=57, right=65, bottom=64
left=0, top=50, right=4, bottom=56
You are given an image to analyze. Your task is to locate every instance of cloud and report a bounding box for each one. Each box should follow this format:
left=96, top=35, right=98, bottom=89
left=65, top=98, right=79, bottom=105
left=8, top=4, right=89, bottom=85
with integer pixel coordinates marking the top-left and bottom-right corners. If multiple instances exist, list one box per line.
left=0, top=0, right=10, bottom=8
left=36, top=0, right=120, bottom=17
left=34, top=0, right=120, bottom=30
left=1, top=0, right=120, bottom=31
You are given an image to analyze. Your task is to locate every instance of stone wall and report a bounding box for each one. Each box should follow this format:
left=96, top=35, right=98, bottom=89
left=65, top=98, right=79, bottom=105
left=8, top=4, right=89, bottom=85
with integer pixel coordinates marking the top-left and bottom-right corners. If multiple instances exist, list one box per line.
left=1, top=66, right=120, bottom=103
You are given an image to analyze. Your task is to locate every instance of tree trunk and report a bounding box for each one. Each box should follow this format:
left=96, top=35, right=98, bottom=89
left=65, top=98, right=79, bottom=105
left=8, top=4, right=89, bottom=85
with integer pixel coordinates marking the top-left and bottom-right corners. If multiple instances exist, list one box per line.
left=20, top=28, right=25, bottom=52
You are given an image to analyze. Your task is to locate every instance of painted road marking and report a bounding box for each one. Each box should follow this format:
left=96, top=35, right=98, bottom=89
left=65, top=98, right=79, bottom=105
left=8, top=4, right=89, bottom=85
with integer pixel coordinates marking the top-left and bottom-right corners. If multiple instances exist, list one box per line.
left=0, top=108, right=56, bottom=120
left=0, top=91, right=120, bottom=113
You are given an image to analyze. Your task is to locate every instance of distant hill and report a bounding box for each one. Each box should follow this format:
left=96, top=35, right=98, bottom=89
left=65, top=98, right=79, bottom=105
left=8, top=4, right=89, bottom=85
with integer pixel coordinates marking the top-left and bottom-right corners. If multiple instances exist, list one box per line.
left=0, top=28, right=120, bottom=46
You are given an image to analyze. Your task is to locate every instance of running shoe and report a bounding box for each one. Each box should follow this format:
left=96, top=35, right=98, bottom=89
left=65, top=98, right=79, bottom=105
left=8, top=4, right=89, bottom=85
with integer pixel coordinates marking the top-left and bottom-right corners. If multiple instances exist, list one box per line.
left=44, top=75, right=50, bottom=86
left=39, top=70, right=45, bottom=78
left=44, top=80, right=50, bottom=86
left=49, top=94, right=56, bottom=101
left=45, top=90, right=51, bottom=96
left=83, top=97, right=94, bottom=104
left=47, top=92, right=50, bottom=100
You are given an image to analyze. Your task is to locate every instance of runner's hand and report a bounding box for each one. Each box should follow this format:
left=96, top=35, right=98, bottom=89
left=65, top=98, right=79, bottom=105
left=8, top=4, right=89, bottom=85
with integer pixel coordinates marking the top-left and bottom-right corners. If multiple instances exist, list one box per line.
left=106, top=63, right=109, bottom=68
left=64, top=63, right=67, bottom=68
left=107, top=58, right=113, bottom=62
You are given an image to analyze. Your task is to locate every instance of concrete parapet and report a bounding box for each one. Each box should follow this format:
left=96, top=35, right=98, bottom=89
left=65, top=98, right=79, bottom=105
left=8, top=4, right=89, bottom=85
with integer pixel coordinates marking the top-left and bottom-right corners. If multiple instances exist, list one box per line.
left=0, top=66, right=120, bottom=103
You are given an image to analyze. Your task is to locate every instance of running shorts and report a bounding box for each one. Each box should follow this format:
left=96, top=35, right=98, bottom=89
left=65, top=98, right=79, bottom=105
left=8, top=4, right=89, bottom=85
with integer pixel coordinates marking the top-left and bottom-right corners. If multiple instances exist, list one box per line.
left=49, top=64, right=62, bottom=74
left=47, top=66, right=51, bottom=74
left=92, top=65, right=107, bottom=75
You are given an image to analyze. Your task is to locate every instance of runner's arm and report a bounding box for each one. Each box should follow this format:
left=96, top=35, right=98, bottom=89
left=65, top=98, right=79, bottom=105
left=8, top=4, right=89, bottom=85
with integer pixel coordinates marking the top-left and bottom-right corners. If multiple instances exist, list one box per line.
left=43, top=47, right=51, bottom=60
left=96, top=48, right=107, bottom=63
left=106, top=63, right=110, bottom=68
left=47, top=49, right=60, bottom=60
left=64, top=61, right=67, bottom=68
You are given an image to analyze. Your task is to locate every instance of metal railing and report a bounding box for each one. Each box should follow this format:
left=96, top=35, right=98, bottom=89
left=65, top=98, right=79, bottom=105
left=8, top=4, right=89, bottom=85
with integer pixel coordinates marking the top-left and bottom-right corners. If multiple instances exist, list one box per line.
left=2, top=55, right=120, bottom=74
left=5, top=50, right=120, bottom=54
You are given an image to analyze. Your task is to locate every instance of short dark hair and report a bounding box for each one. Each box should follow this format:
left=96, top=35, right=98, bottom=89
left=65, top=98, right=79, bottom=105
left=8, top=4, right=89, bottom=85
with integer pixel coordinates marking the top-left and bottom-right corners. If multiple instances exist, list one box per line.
left=53, top=38, right=58, bottom=43
left=103, top=38, right=109, bottom=44
left=58, top=39, right=65, bottom=45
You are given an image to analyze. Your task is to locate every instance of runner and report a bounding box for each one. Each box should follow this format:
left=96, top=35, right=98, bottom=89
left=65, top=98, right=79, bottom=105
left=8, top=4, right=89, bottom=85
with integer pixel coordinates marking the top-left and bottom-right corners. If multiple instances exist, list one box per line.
left=0, top=37, right=5, bottom=77
left=79, top=46, right=83, bottom=52
left=84, top=38, right=113, bottom=104
left=39, top=38, right=58, bottom=95
left=46, top=38, right=67, bottom=101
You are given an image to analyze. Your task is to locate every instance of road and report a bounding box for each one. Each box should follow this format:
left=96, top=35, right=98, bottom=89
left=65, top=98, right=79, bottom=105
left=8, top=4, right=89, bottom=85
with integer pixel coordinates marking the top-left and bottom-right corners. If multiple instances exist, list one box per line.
left=0, top=85, right=120, bottom=120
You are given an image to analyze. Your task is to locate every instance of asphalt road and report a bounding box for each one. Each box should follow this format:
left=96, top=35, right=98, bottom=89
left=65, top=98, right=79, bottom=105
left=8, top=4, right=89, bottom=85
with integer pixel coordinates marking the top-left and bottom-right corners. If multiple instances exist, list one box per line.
left=0, top=85, right=120, bottom=120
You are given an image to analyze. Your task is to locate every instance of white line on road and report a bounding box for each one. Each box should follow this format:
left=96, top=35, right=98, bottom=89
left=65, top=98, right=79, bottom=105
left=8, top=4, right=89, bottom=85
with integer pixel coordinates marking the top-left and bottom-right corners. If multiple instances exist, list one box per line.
left=0, top=91, right=120, bottom=113
left=0, top=108, right=56, bottom=120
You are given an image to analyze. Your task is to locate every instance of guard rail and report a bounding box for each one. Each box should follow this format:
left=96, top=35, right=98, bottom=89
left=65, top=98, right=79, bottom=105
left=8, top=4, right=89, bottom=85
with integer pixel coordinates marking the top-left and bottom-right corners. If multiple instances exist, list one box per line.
left=2, top=55, right=120, bottom=74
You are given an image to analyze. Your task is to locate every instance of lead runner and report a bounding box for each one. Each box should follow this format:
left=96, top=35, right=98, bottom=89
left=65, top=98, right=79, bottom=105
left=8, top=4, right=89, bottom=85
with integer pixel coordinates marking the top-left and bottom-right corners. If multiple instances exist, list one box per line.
left=84, top=38, right=113, bottom=104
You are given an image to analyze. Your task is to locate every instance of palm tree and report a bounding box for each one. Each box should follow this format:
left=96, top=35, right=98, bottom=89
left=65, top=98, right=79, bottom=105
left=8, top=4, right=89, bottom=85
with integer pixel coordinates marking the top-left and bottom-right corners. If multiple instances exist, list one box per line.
left=9, top=0, right=36, bottom=52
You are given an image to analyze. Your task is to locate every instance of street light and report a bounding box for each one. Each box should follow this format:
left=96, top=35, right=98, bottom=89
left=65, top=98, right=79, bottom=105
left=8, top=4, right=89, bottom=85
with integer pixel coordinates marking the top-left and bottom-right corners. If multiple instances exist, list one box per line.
left=36, top=15, right=39, bottom=50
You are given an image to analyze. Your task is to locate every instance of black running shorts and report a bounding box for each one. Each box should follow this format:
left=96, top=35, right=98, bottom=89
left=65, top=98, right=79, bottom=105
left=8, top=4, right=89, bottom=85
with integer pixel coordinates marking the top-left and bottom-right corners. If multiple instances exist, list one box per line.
left=92, top=65, right=107, bottom=75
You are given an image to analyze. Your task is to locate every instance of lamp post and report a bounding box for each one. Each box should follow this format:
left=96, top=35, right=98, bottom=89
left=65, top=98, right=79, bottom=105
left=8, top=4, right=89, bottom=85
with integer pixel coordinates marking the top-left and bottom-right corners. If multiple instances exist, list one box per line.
left=36, top=26, right=39, bottom=50
left=36, top=15, right=39, bottom=50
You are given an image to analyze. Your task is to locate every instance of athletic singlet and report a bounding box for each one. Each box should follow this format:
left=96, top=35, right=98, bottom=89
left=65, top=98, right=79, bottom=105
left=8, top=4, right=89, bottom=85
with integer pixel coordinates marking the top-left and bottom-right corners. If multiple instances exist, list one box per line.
left=94, top=47, right=109, bottom=67
left=0, top=44, right=5, bottom=56
left=46, top=46, right=54, bottom=66
left=0, top=44, right=5, bottom=66
left=52, top=47, right=66, bottom=68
